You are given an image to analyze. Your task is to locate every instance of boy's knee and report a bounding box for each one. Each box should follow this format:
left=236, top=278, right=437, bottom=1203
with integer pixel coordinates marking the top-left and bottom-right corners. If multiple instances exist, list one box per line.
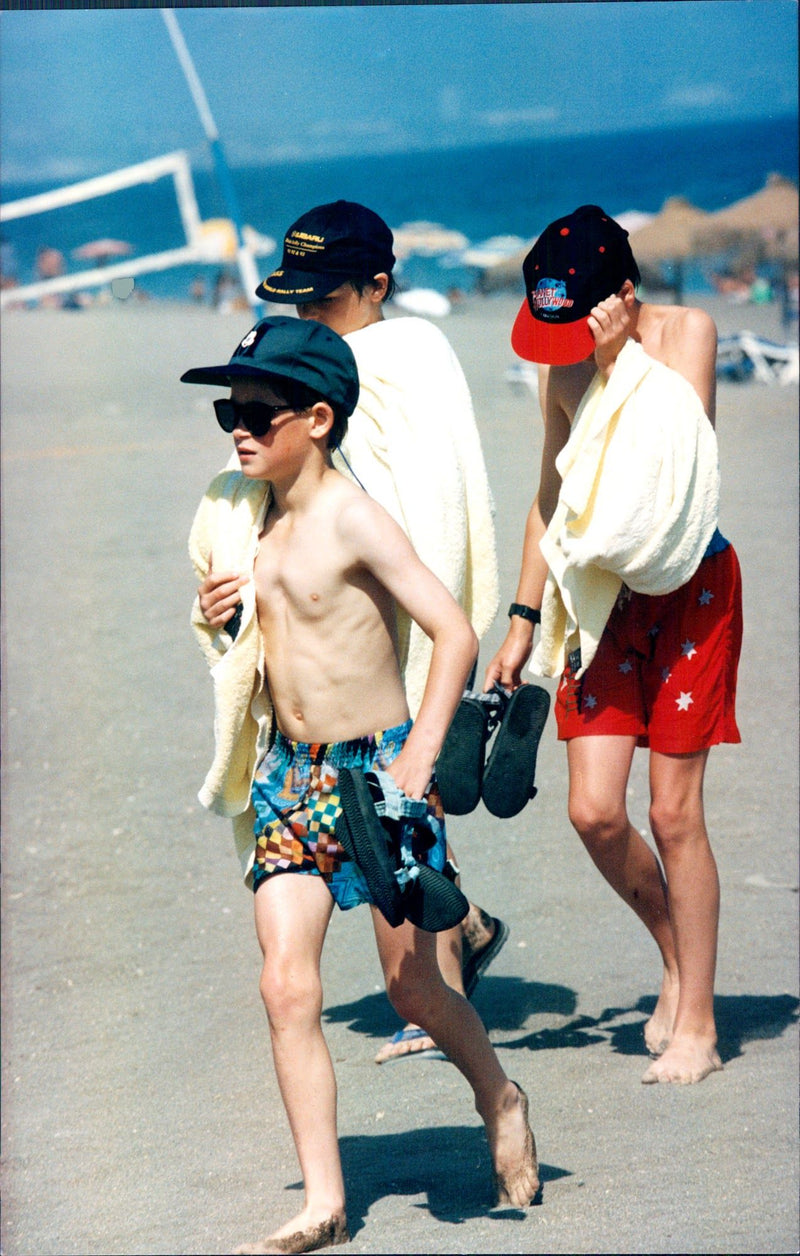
left=259, top=964, right=322, bottom=1028
left=649, top=795, right=705, bottom=848
left=568, top=793, right=627, bottom=846
left=385, top=967, right=440, bottom=1027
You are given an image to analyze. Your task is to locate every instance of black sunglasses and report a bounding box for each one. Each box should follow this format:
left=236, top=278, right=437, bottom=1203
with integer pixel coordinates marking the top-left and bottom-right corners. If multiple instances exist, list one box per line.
left=213, top=397, right=293, bottom=437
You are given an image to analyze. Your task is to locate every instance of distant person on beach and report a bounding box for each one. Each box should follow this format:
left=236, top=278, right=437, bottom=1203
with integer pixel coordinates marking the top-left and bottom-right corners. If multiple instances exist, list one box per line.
left=486, top=204, right=742, bottom=1085
left=183, top=315, right=539, bottom=1253
left=200, top=199, right=509, bottom=1064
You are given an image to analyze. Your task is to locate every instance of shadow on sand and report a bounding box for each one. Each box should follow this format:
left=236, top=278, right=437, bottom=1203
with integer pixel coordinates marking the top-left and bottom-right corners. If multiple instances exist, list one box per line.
left=326, top=978, right=799, bottom=1065
left=281, top=1125, right=567, bottom=1237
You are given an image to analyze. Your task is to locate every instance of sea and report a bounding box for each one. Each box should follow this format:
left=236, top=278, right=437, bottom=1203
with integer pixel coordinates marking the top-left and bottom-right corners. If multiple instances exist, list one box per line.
left=1, top=114, right=797, bottom=303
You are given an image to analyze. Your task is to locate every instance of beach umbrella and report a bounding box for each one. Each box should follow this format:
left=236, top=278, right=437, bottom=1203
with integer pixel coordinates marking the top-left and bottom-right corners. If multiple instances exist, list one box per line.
left=195, top=218, right=276, bottom=263
left=627, top=197, right=711, bottom=264
left=391, top=221, right=469, bottom=259
left=627, top=197, right=711, bottom=301
left=72, top=238, right=133, bottom=265
left=692, top=174, right=799, bottom=264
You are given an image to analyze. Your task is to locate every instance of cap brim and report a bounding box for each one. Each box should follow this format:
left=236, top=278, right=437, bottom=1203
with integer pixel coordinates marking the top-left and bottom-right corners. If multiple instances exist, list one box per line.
left=255, top=268, right=343, bottom=303
left=511, top=298, right=597, bottom=366
left=180, top=364, right=293, bottom=387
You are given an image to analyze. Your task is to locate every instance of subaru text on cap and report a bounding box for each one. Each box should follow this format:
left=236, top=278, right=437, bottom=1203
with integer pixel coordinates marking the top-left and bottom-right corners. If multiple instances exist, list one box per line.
left=511, top=205, right=636, bottom=366
left=256, top=201, right=395, bottom=303
left=180, top=315, right=360, bottom=418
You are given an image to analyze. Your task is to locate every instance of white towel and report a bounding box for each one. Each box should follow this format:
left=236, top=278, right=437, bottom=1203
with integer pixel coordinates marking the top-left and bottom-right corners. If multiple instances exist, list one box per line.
left=533, top=340, right=720, bottom=678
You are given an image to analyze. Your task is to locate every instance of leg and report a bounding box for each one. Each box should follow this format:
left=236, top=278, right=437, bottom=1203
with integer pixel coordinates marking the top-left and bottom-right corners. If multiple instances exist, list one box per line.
left=373, top=842, right=507, bottom=1063
left=371, top=908, right=539, bottom=1206
left=235, top=874, right=348, bottom=1254
left=566, top=735, right=680, bottom=1054
left=641, top=750, right=723, bottom=1085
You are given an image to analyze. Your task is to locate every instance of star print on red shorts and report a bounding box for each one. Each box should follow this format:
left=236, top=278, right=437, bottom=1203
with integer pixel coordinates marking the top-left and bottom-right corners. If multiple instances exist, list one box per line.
left=555, top=544, right=742, bottom=753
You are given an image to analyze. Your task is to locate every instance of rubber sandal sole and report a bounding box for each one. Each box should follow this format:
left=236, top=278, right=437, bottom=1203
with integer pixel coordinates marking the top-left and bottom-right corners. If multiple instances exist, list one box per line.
left=436, top=697, right=492, bottom=815
left=336, top=767, right=405, bottom=926
left=404, top=862, right=469, bottom=933
left=481, top=684, right=551, bottom=819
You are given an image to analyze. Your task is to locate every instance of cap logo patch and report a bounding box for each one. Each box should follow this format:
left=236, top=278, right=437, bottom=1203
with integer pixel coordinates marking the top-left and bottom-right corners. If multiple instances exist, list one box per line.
left=532, top=278, right=574, bottom=313
left=237, top=328, right=260, bottom=353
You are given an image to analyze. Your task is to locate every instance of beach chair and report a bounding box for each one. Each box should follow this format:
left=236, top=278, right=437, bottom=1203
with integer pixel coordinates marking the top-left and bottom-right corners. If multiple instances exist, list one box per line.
left=504, top=361, right=539, bottom=395
left=717, top=331, right=799, bottom=385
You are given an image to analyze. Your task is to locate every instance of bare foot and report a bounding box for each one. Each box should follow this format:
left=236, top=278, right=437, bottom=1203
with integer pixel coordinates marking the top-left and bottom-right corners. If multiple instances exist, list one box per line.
left=233, top=1210, right=349, bottom=1254
left=374, top=1025, right=441, bottom=1064
left=644, top=972, right=679, bottom=1057
left=486, top=1081, right=539, bottom=1207
left=641, top=1037, right=723, bottom=1085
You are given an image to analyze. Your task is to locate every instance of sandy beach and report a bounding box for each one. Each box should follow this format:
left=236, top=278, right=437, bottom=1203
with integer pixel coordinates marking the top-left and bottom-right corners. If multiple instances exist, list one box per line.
left=1, top=290, right=797, bottom=1256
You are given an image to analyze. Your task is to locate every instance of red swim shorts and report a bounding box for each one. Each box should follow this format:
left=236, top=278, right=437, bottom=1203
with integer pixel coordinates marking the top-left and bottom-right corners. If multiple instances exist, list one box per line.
left=555, top=545, right=742, bottom=753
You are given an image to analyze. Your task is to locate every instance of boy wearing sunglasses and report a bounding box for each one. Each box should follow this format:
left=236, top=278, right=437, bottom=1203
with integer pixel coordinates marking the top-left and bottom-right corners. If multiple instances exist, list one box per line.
left=183, top=316, right=539, bottom=1254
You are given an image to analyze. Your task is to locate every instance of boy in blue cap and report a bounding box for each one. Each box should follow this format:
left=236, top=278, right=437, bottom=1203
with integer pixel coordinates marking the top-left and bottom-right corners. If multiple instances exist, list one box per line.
left=184, top=316, right=539, bottom=1253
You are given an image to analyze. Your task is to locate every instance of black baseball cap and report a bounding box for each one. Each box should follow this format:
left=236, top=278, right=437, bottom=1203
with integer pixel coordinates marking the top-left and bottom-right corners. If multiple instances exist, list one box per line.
left=256, top=200, right=395, bottom=303
left=511, top=205, right=637, bottom=365
left=180, top=315, right=360, bottom=417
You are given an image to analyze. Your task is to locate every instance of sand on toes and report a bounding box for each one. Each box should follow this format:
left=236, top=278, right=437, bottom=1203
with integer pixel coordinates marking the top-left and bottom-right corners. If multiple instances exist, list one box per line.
left=233, top=1213, right=349, bottom=1255
left=641, top=1039, right=723, bottom=1085
left=489, top=1082, right=540, bottom=1208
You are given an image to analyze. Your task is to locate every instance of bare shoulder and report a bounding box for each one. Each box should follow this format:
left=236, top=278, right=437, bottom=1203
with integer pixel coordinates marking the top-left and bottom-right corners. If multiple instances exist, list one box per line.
left=332, top=474, right=406, bottom=553
left=641, top=301, right=717, bottom=362
left=639, top=301, right=718, bottom=422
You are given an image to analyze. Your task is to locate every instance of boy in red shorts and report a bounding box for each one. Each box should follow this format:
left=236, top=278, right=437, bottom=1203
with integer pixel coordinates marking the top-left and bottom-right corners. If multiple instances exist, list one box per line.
left=486, top=205, right=742, bottom=1085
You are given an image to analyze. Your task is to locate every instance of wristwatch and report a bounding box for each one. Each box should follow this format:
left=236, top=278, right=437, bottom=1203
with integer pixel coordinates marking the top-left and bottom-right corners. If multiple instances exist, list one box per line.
left=508, top=602, right=541, bottom=624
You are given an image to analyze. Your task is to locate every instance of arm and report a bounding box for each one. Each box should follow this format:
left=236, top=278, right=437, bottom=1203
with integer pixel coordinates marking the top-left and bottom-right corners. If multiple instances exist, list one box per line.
left=662, top=305, right=718, bottom=427
left=340, top=495, right=478, bottom=798
left=483, top=374, right=571, bottom=690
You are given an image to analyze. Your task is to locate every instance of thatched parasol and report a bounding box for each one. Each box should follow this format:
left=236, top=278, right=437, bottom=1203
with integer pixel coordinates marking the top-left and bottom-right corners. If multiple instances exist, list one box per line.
left=626, top=197, right=711, bottom=301
left=692, top=174, right=798, bottom=264
left=628, top=197, right=710, bottom=262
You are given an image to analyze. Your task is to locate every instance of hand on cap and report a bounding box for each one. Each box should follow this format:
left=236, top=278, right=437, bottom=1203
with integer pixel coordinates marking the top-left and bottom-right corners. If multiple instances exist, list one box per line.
left=198, top=566, right=249, bottom=628
left=588, top=292, right=633, bottom=377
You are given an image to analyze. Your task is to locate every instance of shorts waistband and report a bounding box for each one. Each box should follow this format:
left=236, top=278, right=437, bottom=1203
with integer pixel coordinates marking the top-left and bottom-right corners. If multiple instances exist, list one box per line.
left=273, top=719, right=412, bottom=766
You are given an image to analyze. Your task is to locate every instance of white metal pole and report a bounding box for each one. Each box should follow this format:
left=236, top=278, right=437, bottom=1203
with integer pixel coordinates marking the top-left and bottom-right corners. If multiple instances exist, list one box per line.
left=161, top=9, right=260, bottom=316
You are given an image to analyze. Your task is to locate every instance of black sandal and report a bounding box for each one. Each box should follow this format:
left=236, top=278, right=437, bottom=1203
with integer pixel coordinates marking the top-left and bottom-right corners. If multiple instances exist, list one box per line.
left=481, top=684, right=550, bottom=819
left=436, top=688, right=506, bottom=815
left=336, top=768, right=469, bottom=931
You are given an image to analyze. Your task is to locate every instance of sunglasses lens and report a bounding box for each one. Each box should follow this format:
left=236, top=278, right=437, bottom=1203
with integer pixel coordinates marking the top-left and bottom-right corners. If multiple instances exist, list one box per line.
left=214, top=399, right=237, bottom=432
left=213, top=399, right=286, bottom=436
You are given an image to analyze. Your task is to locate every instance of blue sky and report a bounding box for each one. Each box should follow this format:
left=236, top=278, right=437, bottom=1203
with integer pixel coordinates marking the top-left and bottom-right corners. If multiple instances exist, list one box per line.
left=1, top=2, right=797, bottom=186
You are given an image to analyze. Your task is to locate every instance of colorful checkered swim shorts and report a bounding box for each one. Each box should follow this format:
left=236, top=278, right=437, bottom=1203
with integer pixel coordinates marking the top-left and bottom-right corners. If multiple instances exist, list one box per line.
left=555, top=544, right=743, bottom=754
left=250, top=719, right=447, bottom=908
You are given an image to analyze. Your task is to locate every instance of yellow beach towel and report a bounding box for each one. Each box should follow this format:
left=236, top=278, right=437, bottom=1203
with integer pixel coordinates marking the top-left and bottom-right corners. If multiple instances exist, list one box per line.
left=533, top=339, right=720, bottom=678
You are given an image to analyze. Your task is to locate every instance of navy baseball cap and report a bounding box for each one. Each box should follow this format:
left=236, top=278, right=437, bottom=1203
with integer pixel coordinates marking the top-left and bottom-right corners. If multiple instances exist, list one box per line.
left=256, top=200, right=395, bottom=303
left=511, top=205, right=637, bottom=365
left=180, top=315, right=360, bottom=417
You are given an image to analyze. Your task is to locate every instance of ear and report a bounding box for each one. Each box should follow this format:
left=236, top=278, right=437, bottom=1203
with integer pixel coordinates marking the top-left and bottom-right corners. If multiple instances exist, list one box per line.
left=307, top=400, right=335, bottom=443
left=370, top=273, right=390, bottom=302
left=619, top=278, right=637, bottom=305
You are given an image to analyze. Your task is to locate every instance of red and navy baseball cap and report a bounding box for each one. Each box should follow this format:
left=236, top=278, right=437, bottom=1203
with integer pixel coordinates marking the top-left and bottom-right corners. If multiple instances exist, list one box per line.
left=256, top=201, right=395, bottom=303
left=511, top=205, right=638, bottom=365
left=180, top=315, right=360, bottom=417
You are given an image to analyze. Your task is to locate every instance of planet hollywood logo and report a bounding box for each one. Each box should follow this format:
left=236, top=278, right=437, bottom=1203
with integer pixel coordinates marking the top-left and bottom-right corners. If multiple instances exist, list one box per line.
left=532, top=278, right=574, bottom=313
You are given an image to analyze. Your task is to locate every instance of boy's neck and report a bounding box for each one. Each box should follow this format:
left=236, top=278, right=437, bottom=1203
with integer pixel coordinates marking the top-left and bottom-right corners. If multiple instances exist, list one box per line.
left=268, top=450, right=335, bottom=517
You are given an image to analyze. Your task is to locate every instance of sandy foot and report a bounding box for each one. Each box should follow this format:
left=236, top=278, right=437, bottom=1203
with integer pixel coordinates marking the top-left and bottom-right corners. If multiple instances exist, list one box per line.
left=233, top=1211, right=349, bottom=1254
left=642, top=1038, right=723, bottom=1085
left=489, top=1082, right=540, bottom=1207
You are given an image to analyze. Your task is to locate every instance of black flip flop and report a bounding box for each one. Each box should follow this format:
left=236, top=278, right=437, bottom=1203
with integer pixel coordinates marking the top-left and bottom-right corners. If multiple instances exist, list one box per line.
left=481, top=684, right=551, bottom=819
left=336, top=767, right=405, bottom=926
left=336, top=769, right=469, bottom=932
left=404, top=863, right=469, bottom=933
left=436, top=689, right=505, bottom=815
